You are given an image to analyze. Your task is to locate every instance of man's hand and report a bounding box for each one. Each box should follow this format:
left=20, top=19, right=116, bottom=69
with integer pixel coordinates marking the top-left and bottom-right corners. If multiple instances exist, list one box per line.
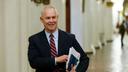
left=55, top=55, right=68, bottom=63
left=66, top=64, right=76, bottom=72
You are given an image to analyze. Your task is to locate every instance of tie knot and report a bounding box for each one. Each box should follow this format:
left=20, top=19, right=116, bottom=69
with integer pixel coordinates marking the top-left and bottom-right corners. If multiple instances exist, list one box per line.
left=50, top=34, right=54, bottom=38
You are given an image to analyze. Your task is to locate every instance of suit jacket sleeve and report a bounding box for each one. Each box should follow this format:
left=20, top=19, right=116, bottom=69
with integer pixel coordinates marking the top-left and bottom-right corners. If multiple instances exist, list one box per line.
left=71, top=35, right=89, bottom=72
left=28, top=36, right=55, bottom=69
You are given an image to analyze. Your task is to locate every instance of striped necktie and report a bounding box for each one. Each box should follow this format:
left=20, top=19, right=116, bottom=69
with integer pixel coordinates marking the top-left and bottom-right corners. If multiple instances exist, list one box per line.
left=50, top=34, right=57, bottom=57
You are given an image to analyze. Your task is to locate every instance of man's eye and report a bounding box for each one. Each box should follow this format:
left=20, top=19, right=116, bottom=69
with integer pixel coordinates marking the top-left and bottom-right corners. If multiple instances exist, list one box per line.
left=46, top=17, right=50, bottom=19
left=52, top=16, right=56, bottom=19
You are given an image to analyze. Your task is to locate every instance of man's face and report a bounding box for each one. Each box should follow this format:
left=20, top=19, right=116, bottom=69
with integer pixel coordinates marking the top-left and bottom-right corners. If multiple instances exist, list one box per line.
left=40, top=8, right=58, bottom=33
left=126, top=16, right=128, bottom=21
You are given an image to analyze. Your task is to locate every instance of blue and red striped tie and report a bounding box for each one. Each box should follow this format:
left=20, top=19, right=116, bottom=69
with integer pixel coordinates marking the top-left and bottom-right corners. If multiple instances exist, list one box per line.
left=50, top=34, right=57, bottom=57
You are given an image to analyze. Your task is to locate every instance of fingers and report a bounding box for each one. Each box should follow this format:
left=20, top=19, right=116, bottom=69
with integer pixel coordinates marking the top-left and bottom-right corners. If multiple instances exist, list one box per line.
left=55, top=55, right=68, bottom=63
left=71, top=64, right=76, bottom=72
left=66, top=70, right=69, bottom=72
left=66, top=64, right=76, bottom=72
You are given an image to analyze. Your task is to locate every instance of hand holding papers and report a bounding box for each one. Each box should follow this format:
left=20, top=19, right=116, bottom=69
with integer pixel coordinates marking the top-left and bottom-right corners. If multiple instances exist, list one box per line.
left=66, top=47, right=80, bottom=71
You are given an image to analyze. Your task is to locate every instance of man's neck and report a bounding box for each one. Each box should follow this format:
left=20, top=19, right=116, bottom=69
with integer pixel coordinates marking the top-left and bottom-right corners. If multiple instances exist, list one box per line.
left=45, top=29, right=58, bottom=34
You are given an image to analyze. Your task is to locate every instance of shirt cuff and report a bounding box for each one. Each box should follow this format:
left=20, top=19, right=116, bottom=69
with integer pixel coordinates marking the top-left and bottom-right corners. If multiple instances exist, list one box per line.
left=55, top=58, right=57, bottom=65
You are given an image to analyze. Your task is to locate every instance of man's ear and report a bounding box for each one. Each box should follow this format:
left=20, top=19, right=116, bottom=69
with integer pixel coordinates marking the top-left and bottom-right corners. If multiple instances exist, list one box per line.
left=40, top=17, right=44, bottom=23
left=40, top=17, right=43, bottom=20
left=40, top=17, right=44, bottom=22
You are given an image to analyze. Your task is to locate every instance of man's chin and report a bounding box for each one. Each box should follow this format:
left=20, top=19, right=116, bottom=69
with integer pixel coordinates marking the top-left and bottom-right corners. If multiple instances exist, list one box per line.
left=49, top=29, right=56, bottom=33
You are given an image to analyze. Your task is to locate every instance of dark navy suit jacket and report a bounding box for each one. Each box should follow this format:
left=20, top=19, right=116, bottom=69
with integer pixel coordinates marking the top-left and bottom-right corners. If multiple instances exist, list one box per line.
left=28, top=29, right=89, bottom=72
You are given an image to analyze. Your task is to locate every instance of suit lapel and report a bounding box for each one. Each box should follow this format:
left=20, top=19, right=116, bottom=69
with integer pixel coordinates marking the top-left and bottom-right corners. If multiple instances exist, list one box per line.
left=58, top=30, right=65, bottom=56
left=39, top=30, right=51, bottom=56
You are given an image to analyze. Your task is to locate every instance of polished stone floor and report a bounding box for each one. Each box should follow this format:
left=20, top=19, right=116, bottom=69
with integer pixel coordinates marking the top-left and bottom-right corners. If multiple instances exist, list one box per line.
left=87, top=34, right=128, bottom=72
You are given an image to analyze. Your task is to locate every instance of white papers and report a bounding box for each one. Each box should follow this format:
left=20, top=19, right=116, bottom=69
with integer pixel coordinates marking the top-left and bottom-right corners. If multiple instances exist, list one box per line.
left=66, top=47, right=80, bottom=71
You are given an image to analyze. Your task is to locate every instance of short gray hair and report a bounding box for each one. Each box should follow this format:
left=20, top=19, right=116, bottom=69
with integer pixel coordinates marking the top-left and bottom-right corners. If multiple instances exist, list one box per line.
left=41, top=5, right=59, bottom=16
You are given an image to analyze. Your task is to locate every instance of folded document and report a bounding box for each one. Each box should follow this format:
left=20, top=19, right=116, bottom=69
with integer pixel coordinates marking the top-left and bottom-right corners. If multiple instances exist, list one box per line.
left=66, top=47, right=80, bottom=71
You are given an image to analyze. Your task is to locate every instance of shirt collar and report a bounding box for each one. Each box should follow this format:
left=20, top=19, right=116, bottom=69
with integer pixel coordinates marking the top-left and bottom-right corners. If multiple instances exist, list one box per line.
left=45, top=29, right=58, bottom=39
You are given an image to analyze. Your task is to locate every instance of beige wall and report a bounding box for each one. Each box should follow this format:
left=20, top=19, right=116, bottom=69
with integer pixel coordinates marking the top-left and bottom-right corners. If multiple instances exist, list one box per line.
left=83, top=0, right=113, bottom=53
left=0, top=0, right=5, bottom=71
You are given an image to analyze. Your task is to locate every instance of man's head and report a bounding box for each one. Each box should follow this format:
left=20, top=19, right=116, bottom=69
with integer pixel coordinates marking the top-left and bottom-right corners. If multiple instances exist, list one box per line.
left=124, top=12, right=128, bottom=21
left=125, top=15, right=128, bottom=21
left=40, top=5, right=59, bottom=33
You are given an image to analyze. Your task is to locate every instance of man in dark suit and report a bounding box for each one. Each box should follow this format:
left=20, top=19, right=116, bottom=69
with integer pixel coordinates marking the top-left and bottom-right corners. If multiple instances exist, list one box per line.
left=119, top=20, right=125, bottom=47
left=28, top=5, right=89, bottom=72
left=119, top=15, right=128, bottom=47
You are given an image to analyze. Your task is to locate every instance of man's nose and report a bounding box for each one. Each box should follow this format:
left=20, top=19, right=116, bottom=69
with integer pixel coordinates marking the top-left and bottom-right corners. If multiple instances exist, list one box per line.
left=49, top=18, right=54, bottom=22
